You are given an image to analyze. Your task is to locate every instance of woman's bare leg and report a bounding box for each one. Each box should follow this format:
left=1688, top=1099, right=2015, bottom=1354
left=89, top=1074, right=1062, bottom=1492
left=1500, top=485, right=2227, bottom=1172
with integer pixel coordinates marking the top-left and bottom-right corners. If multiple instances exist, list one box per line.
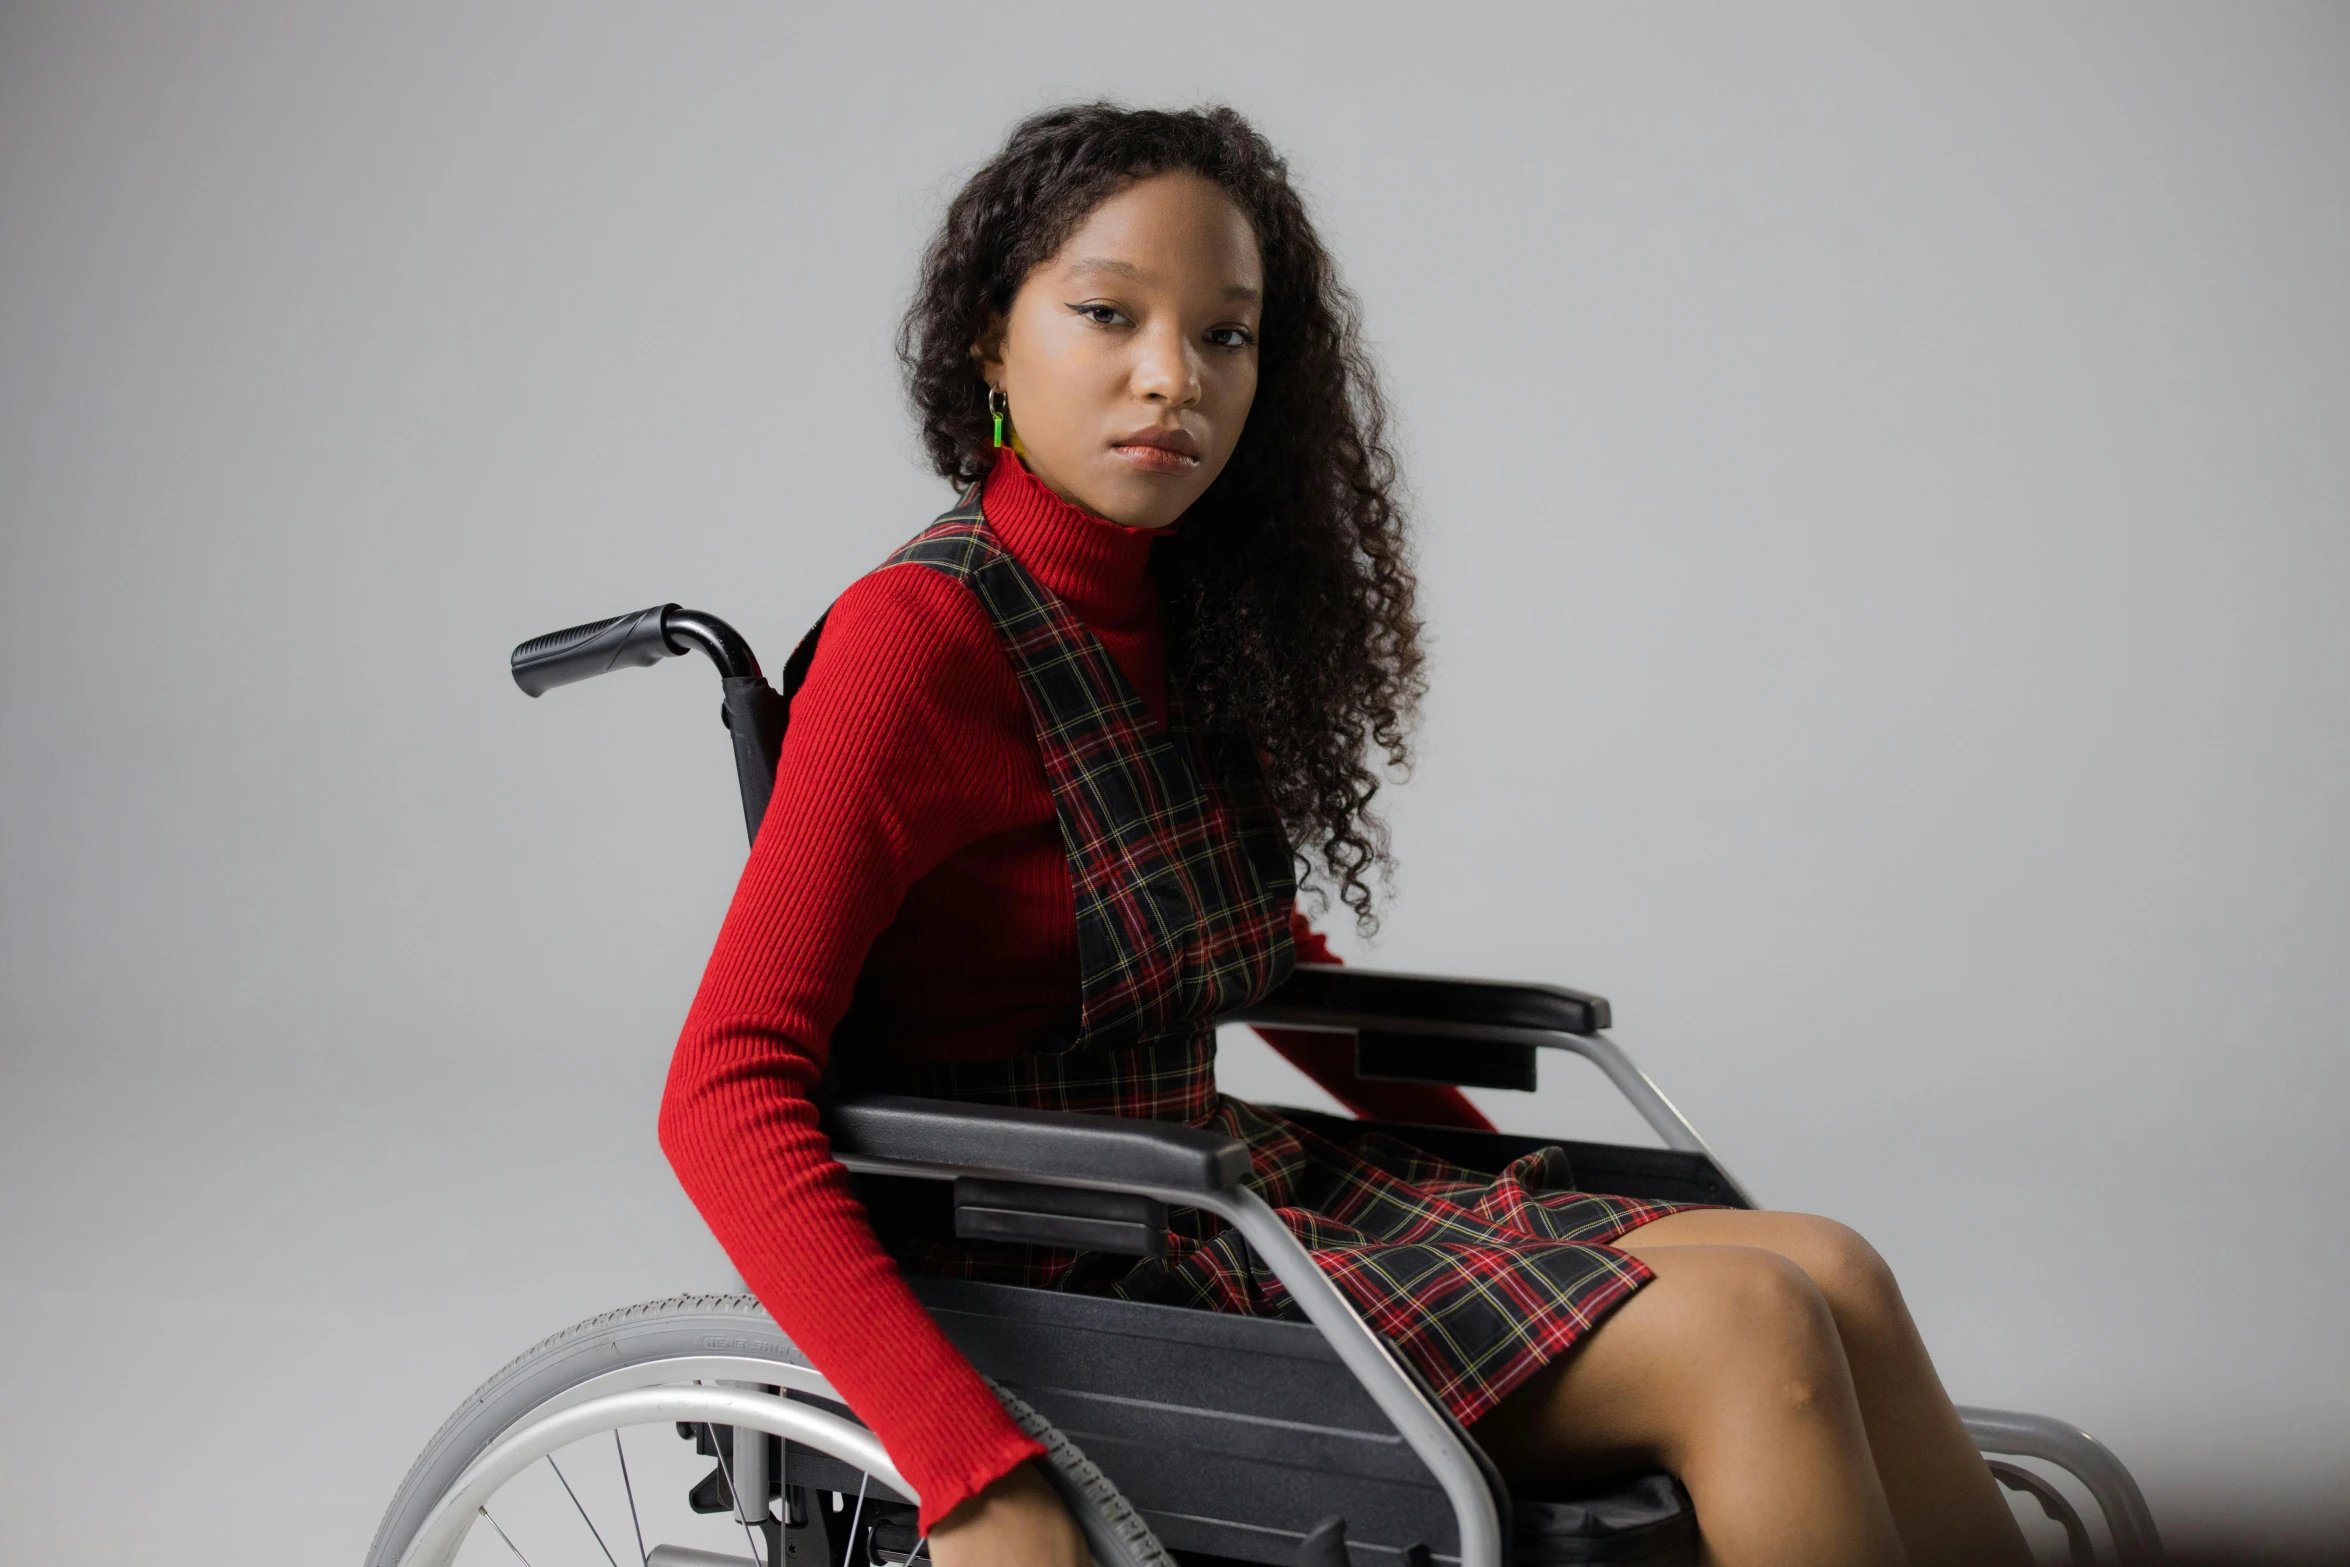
left=1620, top=1211, right=2031, bottom=1567
left=1473, top=1244, right=1909, bottom=1567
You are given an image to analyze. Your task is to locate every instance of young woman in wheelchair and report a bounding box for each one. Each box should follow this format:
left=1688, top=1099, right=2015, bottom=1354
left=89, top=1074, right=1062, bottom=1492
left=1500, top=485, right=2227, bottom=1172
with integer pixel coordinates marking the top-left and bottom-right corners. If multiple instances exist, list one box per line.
left=659, top=104, right=2033, bottom=1567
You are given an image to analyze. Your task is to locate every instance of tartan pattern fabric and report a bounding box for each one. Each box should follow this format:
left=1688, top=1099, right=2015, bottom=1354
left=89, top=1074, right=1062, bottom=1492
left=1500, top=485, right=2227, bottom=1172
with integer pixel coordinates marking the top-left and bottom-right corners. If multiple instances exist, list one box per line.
left=895, top=1039, right=1686, bottom=1426
left=892, top=1030, right=1221, bottom=1125
left=1138, top=1101, right=1678, bottom=1425
left=885, top=492, right=1296, bottom=1053
left=876, top=488, right=1695, bottom=1429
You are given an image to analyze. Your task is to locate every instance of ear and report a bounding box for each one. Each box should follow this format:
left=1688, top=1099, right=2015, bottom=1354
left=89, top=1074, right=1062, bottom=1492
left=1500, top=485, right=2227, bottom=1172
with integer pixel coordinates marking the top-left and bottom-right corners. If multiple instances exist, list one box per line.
left=968, top=312, right=1008, bottom=385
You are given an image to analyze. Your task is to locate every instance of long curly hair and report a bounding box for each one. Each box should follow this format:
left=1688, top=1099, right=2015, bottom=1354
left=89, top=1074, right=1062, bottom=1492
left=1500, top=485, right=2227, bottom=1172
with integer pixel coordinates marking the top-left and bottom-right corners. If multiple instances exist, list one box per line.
left=898, top=103, right=1423, bottom=933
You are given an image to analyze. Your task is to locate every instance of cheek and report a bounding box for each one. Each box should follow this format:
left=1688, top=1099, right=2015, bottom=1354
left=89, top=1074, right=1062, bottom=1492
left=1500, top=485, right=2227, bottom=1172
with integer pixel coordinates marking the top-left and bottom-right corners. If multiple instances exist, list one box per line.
left=1030, top=329, right=1118, bottom=391
left=1012, top=337, right=1131, bottom=448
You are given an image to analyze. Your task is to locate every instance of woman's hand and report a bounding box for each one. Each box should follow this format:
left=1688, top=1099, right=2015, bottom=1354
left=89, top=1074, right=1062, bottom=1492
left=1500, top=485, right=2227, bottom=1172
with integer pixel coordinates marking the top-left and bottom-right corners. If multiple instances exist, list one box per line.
left=925, top=1459, right=1089, bottom=1567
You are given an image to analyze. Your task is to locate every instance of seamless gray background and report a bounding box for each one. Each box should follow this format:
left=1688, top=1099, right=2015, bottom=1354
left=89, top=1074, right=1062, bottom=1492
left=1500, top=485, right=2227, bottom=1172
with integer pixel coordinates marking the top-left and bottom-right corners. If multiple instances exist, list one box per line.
left=3, top=2, right=2346, bottom=1561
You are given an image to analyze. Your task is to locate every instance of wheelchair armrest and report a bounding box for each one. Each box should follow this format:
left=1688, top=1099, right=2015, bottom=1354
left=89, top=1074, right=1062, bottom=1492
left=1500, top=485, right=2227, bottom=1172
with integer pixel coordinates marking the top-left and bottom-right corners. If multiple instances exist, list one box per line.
left=1230, top=963, right=1614, bottom=1036
left=826, top=1093, right=1251, bottom=1195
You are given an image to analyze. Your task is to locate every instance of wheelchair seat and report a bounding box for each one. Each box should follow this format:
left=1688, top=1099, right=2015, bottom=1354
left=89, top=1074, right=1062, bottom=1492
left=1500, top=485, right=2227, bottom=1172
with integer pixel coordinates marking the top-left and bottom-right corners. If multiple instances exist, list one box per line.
left=799, top=1098, right=1744, bottom=1566
left=776, top=1270, right=1699, bottom=1566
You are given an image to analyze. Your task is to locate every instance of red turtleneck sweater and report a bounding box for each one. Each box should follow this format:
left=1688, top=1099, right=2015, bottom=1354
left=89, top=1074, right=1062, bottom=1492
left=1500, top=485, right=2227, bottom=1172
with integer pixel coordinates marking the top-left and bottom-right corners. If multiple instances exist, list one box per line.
left=659, top=453, right=1489, bottom=1529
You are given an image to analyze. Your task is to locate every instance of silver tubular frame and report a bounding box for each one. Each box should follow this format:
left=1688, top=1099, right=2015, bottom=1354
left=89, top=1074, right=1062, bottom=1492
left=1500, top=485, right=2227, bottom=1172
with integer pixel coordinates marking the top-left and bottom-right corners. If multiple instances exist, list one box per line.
left=1222, top=1006, right=1760, bottom=1208
left=835, top=1149, right=1508, bottom=1567
left=720, top=1379, right=772, bottom=1527
left=1959, top=1407, right=2165, bottom=1565
left=395, top=1383, right=908, bottom=1567
left=387, top=1023, right=2163, bottom=1567
left=1215, top=1001, right=2167, bottom=1562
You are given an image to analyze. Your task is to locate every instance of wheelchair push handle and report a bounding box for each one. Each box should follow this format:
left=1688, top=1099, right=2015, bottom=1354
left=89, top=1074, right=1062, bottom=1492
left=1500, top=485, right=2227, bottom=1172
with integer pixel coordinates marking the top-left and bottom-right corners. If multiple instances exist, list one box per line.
left=511, top=604, right=765, bottom=697
left=510, top=604, right=785, bottom=846
left=511, top=604, right=675, bottom=696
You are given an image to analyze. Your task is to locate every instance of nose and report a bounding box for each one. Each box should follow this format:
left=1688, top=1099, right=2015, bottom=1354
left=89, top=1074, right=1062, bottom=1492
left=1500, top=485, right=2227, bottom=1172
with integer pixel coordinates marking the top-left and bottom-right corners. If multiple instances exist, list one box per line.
left=1131, top=319, right=1202, bottom=409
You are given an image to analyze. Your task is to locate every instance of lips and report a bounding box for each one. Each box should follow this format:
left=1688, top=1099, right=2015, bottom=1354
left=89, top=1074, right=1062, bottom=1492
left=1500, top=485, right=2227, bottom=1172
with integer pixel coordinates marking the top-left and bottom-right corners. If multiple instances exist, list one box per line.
left=1110, top=425, right=1203, bottom=474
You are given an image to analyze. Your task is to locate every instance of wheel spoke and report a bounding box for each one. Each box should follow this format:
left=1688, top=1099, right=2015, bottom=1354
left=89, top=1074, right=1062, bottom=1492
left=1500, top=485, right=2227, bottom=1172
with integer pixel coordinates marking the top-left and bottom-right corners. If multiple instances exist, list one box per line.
left=478, top=1505, right=537, bottom=1567
left=544, top=1454, right=623, bottom=1567
left=843, top=1472, right=870, bottom=1563
left=612, top=1430, right=649, bottom=1567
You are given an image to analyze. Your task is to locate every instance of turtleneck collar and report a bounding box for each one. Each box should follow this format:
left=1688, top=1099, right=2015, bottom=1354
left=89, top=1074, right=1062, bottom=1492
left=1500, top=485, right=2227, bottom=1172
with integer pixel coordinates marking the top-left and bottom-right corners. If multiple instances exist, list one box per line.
left=979, top=450, right=1162, bottom=628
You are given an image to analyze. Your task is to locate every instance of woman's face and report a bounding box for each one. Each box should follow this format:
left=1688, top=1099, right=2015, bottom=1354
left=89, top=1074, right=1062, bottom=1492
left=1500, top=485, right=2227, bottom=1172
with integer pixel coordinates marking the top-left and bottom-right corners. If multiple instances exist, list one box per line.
left=977, top=171, right=1264, bottom=531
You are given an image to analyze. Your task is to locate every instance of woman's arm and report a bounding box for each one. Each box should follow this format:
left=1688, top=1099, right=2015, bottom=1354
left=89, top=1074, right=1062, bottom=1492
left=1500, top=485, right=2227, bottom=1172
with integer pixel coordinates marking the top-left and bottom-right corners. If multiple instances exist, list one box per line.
left=1253, top=912, right=1496, bottom=1131
left=658, top=567, right=1045, bottom=1533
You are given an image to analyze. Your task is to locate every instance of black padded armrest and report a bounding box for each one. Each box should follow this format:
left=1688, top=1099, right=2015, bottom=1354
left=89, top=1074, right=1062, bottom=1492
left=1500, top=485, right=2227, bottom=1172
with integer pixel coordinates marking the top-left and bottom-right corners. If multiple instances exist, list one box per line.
left=1233, top=964, right=1613, bottom=1036
left=826, top=1093, right=1251, bottom=1195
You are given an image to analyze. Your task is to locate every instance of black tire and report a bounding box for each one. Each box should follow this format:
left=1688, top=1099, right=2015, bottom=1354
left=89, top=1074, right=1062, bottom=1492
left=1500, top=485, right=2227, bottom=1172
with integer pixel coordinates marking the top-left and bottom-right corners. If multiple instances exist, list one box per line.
left=366, top=1293, right=1169, bottom=1567
left=988, top=1377, right=1173, bottom=1567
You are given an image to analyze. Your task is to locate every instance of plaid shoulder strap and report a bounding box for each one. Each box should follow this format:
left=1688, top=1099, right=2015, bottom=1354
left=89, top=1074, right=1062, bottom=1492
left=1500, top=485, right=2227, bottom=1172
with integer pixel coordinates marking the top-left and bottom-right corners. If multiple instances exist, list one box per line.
left=884, top=487, right=1296, bottom=1053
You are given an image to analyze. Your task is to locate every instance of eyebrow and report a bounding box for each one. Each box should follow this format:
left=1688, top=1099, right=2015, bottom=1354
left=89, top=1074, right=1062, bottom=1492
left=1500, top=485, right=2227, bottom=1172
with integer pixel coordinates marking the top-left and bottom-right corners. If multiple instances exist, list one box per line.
left=1066, top=255, right=1263, bottom=305
left=1066, top=256, right=1146, bottom=283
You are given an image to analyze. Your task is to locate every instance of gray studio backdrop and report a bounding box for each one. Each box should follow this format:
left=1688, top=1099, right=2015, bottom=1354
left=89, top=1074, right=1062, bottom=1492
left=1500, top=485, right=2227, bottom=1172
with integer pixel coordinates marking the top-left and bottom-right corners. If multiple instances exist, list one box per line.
left=3, top=3, right=2345, bottom=1561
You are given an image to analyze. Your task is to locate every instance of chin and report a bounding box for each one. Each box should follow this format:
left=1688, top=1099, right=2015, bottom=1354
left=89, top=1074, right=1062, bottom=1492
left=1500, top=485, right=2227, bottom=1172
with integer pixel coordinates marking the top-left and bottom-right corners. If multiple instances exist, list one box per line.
left=1084, top=474, right=1193, bottom=531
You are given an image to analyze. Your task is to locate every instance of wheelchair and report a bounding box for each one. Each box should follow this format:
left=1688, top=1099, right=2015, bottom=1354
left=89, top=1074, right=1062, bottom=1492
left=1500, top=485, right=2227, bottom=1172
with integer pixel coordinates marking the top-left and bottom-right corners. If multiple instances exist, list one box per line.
left=367, top=604, right=2167, bottom=1567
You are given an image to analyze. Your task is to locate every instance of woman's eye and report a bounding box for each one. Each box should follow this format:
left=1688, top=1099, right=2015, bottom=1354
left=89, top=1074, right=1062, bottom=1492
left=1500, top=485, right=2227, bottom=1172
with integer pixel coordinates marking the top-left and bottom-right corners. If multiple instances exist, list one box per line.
left=1068, top=303, right=1128, bottom=327
left=1205, top=326, right=1256, bottom=350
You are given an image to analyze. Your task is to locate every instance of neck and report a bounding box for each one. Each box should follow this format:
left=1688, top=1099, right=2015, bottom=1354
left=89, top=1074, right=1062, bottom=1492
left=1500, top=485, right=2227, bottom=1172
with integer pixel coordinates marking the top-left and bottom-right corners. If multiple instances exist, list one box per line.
left=979, top=451, right=1160, bottom=626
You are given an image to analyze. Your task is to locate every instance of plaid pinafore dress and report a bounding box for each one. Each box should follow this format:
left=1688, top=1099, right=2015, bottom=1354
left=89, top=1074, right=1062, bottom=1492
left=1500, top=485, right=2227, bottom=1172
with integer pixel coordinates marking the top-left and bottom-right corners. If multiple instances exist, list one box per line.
left=846, top=490, right=1689, bottom=1428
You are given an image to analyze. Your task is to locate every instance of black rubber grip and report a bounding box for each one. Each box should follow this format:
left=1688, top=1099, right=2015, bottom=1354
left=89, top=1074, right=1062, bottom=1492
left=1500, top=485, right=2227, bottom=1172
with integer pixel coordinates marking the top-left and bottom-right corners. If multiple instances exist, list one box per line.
left=1248, top=965, right=1614, bottom=1036
left=510, top=605, right=680, bottom=697
left=827, top=1094, right=1252, bottom=1195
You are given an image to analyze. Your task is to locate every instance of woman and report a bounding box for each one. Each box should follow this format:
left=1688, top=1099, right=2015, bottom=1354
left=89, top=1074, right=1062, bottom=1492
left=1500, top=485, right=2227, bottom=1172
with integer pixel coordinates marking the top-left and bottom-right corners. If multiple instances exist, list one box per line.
left=660, top=104, right=2031, bottom=1567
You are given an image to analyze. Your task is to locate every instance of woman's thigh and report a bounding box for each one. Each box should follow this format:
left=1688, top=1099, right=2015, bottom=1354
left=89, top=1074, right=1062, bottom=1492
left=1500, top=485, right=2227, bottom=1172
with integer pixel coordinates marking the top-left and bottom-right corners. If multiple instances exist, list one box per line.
left=1619, top=1206, right=1860, bottom=1256
left=1618, top=1208, right=1903, bottom=1321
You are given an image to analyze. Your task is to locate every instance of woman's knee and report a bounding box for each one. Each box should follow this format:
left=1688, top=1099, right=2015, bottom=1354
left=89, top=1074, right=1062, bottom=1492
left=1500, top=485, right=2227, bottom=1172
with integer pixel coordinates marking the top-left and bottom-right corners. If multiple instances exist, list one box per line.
left=1768, top=1215, right=1908, bottom=1334
left=1477, top=1246, right=1857, bottom=1477
left=1639, top=1245, right=1850, bottom=1406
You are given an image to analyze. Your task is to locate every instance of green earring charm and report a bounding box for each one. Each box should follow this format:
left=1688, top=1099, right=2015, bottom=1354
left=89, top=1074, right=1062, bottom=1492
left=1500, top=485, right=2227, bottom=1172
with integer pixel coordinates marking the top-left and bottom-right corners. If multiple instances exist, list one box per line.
left=989, top=387, right=1009, bottom=449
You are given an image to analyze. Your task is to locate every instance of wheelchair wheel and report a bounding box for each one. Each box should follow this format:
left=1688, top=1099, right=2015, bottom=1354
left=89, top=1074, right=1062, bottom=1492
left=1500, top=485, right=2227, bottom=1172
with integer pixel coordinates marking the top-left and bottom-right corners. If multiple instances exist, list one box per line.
left=369, top=1293, right=1171, bottom=1567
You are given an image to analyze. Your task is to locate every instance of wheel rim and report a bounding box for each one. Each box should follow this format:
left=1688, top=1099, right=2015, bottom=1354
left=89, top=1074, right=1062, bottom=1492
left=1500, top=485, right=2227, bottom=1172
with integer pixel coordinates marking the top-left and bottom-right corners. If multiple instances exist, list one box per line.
left=397, top=1383, right=914, bottom=1567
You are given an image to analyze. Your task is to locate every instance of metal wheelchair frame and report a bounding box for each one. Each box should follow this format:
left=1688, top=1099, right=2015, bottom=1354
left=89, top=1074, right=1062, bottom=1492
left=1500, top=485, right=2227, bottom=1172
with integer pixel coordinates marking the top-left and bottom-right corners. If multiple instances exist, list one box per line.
left=379, top=604, right=2166, bottom=1567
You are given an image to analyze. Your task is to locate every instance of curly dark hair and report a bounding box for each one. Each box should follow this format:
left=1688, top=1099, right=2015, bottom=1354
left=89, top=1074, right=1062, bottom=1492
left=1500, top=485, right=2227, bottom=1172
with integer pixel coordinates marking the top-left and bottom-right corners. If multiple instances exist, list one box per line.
left=897, top=103, right=1423, bottom=933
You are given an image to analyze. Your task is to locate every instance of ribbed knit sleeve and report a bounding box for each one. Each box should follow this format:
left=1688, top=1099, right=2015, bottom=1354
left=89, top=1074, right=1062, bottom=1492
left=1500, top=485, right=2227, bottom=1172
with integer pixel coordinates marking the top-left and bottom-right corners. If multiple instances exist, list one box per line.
left=657, top=563, right=1044, bottom=1531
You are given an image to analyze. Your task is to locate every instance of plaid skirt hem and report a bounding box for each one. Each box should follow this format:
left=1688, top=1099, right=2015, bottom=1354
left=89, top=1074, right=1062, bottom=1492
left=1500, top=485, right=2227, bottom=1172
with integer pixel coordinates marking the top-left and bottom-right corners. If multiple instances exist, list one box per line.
left=897, top=1086, right=1704, bottom=1429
